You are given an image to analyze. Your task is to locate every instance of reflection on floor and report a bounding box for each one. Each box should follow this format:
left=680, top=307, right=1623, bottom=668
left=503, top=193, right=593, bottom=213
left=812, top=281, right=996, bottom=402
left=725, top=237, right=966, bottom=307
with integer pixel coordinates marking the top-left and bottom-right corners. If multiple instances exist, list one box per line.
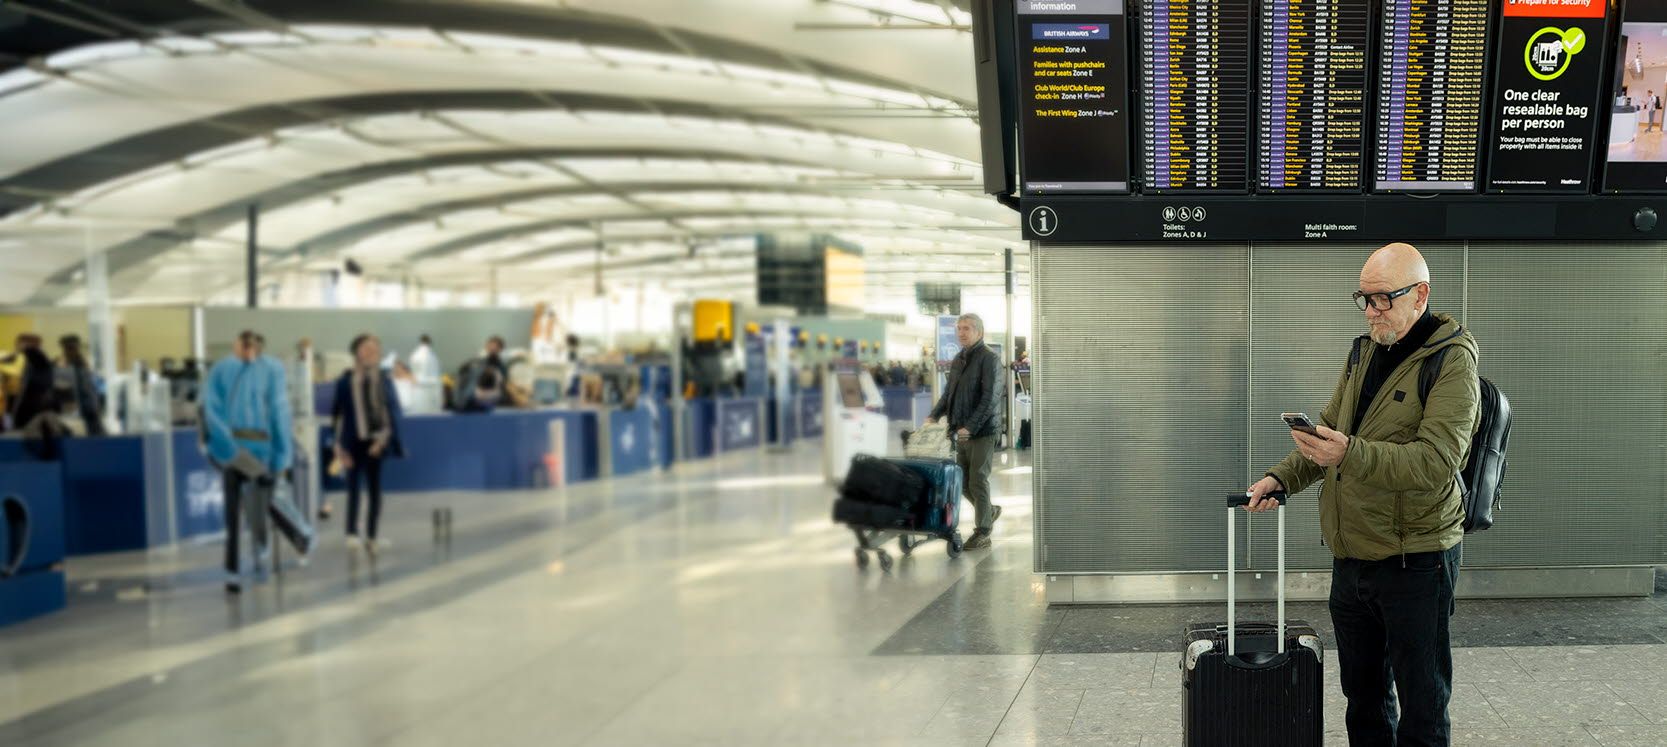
left=0, top=443, right=1663, bottom=746
left=1611, top=124, right=1667, bottom=162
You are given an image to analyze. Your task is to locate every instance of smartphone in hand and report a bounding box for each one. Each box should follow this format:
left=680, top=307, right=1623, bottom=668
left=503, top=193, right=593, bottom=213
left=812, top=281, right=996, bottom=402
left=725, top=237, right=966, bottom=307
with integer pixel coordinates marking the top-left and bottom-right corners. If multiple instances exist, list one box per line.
left=1281, top=412, right=1319, bottom=436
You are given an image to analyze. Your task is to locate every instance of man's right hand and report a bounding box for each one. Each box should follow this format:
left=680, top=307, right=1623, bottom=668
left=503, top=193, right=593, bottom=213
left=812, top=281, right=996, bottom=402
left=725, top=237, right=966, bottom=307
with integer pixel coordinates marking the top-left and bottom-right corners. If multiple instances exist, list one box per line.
left=1245, top=475, right=1284, bottom=513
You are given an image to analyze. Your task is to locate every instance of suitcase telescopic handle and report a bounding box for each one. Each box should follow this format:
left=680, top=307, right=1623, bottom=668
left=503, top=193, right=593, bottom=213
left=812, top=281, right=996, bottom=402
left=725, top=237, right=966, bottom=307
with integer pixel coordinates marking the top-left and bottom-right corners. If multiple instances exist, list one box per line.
left=1226, top=491, right=1287, bottom=507
left=1225, top=491, right=1289, bottom=657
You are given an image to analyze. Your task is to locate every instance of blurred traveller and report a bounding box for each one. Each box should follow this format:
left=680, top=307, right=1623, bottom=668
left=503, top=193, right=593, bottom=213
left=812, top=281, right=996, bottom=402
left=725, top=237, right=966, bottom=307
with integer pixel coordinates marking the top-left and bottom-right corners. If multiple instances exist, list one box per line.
left=889, top=360, right=908, bottom=389
left=1245, top=243, right=1479, bottom=746
left=925, top=313, right=1004, bottom=550
left=452, top=335, right=509, bottom=410
left=390, top=360, right=420, bottom=414
left=332, top=334, right=404, bottom=552
left=0, top=334, right=44, bottom=431
left=53, top=335, right=105, bottom=436
left=203, top=330, right=295, bottom=593
left=408, top=334, right=444, bottom=414
left=460, top=367, right=504, bottom=413
left=11, top=344, right=62, bottom=456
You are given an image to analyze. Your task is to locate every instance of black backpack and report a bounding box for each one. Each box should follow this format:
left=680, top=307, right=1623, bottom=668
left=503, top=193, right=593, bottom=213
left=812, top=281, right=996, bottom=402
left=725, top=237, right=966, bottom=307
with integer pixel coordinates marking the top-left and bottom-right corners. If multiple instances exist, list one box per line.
left=1347, top=336, right=1512, bottom=533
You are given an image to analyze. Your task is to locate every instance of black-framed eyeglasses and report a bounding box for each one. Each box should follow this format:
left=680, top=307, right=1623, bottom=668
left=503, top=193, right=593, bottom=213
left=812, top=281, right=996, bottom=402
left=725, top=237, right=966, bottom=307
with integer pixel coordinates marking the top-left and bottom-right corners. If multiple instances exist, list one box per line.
left=1353, top=283, right=1420, bottom=311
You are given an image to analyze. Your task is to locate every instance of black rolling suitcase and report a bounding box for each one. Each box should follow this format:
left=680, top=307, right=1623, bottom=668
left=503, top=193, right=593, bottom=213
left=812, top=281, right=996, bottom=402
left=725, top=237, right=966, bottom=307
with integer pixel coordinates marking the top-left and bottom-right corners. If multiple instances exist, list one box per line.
left=1181, top=491, right=1323, bottom=746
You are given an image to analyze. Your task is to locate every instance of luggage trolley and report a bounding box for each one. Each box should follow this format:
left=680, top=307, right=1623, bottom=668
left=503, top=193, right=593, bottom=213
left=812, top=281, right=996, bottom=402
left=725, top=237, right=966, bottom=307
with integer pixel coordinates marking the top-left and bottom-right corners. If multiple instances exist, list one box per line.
left=836, top=455, right=966, bottom=571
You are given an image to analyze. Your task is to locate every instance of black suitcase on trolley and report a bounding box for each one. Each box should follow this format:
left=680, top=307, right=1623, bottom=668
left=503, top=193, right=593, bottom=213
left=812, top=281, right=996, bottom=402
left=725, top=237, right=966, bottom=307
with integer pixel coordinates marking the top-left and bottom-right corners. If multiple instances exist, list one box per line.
left=1181, top=491, right=1323, bottom=746
left=841, top=454, right=927, bottom=509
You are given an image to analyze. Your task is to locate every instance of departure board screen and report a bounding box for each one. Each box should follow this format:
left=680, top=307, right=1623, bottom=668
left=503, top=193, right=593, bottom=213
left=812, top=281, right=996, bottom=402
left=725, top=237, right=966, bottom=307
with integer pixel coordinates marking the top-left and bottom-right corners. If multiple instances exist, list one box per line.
left=1372, top=0, right=1491, bottom=192
left=1017, top=0, right=1131, bottom=193
left=1258, top=0, right=1371, bottom=192
left=1138, top=0, right=1253, bottom=192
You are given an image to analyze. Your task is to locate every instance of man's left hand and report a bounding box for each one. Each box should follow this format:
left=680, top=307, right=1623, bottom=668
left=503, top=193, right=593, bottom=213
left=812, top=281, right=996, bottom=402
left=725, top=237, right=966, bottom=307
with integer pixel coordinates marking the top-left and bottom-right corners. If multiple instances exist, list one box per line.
left=1292, top=426, right=1348, bottom=468
left=956, top=427, right=971, bottom=442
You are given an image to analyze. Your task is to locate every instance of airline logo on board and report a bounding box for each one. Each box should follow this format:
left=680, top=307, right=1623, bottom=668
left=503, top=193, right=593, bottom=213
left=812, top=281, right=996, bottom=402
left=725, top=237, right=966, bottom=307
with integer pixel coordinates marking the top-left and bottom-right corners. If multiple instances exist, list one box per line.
left=1033, top=23, right=1110, bottom=40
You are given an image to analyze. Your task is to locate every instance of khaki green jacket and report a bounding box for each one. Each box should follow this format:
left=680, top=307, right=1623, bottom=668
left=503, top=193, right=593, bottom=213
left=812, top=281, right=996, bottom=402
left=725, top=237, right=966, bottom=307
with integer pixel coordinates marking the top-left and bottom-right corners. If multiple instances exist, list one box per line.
left=1268, top=313, right=1480, bottom=561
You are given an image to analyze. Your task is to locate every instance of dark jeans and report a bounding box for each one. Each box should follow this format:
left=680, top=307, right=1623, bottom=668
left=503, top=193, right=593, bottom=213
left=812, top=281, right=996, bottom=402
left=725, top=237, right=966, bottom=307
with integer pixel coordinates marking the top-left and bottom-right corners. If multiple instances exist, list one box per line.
left=345, top=446, right=385, bottom=539
left=222, top=470, right=270, bottom=574
left=1330, top=544, right=1461, bottom=747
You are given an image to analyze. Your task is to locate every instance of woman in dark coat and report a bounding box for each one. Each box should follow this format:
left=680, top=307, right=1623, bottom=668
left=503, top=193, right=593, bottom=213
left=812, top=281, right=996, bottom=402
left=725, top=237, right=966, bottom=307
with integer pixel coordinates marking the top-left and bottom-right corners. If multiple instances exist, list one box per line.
left=331, top=334, right=404, bottom=552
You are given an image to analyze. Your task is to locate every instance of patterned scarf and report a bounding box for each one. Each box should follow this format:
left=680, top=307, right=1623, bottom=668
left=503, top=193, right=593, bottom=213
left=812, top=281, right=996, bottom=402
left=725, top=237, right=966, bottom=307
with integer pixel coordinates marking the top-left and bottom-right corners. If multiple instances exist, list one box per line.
left=350, top=366, right=391, bottom=448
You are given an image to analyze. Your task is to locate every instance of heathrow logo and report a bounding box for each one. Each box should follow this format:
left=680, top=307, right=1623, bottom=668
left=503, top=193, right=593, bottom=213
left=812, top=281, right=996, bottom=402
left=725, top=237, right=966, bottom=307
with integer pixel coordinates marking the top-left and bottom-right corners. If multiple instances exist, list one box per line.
left=1526, top=27, right=1586, bottom=82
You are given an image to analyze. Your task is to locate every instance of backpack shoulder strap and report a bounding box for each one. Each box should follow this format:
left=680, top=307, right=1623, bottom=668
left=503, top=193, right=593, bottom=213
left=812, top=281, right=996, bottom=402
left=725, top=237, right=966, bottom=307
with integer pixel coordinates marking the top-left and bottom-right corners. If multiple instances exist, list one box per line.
left=1345, top=335, right=1369, bottom=377
left=1417, top=347, right=1449, bottom=403
left=1419, top=343, right=1478, bottom=403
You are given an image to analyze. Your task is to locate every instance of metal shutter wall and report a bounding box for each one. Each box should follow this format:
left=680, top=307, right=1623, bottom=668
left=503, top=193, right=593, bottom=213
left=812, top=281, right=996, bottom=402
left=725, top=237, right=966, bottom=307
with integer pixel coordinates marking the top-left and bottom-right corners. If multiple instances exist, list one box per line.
left=1035, top=240, right=1667, bottom=576
left=1246, top=243, right=1466, bottom=571
left=1033, top=245, right=1249, bottom=573
left=1462, top=242, right=1667, bottom=566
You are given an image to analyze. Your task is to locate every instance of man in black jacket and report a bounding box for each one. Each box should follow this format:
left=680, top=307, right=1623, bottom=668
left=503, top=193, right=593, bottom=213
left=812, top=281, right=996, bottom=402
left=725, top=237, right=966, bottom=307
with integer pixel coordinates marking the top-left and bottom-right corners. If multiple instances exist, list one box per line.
left=926, top=314, right=1004, bottom=549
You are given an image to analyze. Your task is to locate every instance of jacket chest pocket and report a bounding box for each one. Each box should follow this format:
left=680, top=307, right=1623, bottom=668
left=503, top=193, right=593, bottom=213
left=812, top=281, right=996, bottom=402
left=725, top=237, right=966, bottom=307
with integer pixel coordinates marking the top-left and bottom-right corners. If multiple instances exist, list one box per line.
left=1369, top=396, right=1423, bottom=441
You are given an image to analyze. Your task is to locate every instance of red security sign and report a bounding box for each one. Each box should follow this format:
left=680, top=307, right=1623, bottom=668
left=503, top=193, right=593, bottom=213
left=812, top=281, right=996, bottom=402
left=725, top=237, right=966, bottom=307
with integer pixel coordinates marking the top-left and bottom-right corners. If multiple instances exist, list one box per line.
left=1504, top=0, right=1606, bottom=19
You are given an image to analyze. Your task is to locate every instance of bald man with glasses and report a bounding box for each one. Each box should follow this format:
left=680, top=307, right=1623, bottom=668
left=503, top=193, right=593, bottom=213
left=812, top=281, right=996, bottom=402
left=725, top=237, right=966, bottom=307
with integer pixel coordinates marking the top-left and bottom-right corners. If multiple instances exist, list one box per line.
left=1245, top=243, right=1481, bottom=746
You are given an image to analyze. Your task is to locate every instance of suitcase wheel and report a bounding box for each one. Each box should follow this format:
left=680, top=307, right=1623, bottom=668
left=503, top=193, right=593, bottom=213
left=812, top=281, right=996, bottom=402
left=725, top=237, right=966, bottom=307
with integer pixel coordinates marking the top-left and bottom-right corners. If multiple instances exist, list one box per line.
left=877, top=550, right=893, bottom=572
left=946, top=533, right=963, bottom=558
left=899, top=537, right=914, bottom=556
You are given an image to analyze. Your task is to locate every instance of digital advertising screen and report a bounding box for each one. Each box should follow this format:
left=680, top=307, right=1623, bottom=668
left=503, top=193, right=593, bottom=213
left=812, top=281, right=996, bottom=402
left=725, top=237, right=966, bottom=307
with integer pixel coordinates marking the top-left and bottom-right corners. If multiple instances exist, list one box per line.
left=1604, top=1, right=1667, bottom=192
left=1487, top=0, right=1612, bottom=192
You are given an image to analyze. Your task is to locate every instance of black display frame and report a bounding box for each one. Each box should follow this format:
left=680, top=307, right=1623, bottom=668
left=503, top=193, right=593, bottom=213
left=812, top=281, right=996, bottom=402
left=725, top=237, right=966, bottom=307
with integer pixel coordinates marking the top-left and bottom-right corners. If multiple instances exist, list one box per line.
left=1598, top=0, right=1667, bottom=194
left=1018, top=193, right=1667, bottom=241
left=1012, top=0, right=1136, bottom=195
left=986, top=0, right=1667, bottom=242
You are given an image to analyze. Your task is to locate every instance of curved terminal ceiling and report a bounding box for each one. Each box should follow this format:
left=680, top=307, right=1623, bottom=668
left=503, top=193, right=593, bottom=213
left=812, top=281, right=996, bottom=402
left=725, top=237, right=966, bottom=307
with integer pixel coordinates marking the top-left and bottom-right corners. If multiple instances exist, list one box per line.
left=0, top=2, right=1017, bottom=307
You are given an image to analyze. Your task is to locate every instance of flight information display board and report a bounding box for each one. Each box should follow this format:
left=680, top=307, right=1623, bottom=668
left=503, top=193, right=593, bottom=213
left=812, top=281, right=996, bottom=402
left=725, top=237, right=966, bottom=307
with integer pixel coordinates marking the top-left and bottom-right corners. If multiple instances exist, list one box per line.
left=1016, top=0, right=1132, bottom=193
left=1137, top=0, right=1253, bottom=192
left=1372, top=0, right=1491, bottom=192
left=1258, top=0, right=1372, bottom=191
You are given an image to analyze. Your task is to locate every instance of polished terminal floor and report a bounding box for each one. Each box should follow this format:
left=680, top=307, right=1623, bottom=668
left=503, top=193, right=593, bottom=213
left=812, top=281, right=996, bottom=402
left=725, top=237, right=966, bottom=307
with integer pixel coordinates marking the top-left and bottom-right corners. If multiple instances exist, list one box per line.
left=4, top=444, right=1667, bottom=746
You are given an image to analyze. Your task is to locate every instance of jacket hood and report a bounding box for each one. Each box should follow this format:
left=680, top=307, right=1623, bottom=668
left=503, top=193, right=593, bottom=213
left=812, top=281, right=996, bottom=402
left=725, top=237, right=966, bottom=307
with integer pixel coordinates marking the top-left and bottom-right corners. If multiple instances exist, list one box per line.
left=1409, top=312, right=1477, bottom=364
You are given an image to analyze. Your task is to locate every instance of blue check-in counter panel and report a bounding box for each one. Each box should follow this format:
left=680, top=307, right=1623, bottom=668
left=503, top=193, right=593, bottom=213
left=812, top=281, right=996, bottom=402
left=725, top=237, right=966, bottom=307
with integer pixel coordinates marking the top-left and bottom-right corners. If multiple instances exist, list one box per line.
left=323, top=409, right=600, bottom=492
left=685, top=398, right=716, bottom=459
left=717, top=398, right=764, bottom=451
left=600, top=405, right=669, bottom=477
left=4, top=430, right=226, bottom=557
left=680, top=397, right=771, bottom=458
left=879, top=387, right=933, bottom=426
left=798, top=392, right=824, bottom=438
left=0, top=460, right=67, bottom=627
